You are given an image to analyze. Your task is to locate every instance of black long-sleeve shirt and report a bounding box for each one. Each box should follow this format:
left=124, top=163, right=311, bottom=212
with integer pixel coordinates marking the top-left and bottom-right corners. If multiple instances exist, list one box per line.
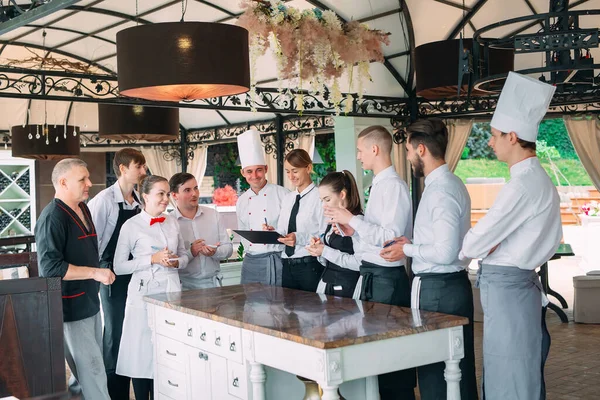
left=35, top=198, right=100, bottom=322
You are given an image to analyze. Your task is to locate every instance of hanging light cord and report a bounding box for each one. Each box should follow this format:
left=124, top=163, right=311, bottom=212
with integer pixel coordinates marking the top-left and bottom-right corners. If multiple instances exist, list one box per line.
left=181, top=0, right=188, bottom=22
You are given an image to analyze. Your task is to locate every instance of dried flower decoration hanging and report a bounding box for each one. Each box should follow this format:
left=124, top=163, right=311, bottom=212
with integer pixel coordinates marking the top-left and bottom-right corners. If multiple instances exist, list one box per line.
left=237, top=0, right=390, bottom=115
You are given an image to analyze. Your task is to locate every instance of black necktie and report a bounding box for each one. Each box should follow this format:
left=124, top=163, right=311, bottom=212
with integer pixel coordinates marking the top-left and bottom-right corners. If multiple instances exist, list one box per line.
left=285, top=194, right=301, bottom=257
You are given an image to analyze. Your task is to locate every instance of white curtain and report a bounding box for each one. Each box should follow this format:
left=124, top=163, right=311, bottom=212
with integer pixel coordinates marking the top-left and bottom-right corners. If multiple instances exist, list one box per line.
left=444, top=118, right=474, bottom=172
left=188, top=145, right=208, bottom=187
left=563, top=115, right=600, bottom=191
left=140, top=147, right=181, bottom=179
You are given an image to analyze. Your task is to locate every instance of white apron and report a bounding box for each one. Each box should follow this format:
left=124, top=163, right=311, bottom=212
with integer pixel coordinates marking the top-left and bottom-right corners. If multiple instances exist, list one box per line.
left=116, top=268, right=181, bottom=379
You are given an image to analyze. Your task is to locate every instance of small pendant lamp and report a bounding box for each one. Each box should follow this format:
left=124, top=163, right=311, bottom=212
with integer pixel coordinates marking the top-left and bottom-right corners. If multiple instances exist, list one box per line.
left=11, top=125, right=80, bottom=160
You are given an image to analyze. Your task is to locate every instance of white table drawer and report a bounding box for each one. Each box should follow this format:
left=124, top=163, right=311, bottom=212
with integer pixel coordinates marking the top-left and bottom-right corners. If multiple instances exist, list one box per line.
left=156, top=364, right=187, bottom=400
left=157, top=334, right=186, bottom=372
left=227, top=360, right=247, bottom=399
left=155, top=306, right=190, bottom=341
left=157, top=393, right=177, bottom=400
left=213, top=324, right=243, bottom=363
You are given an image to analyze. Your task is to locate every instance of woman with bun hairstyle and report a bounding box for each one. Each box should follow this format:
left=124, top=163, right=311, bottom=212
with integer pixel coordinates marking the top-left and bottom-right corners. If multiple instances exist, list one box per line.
left=113, top=175, right=189, bottom=399
left=268, top=149, right=325, bottom=292
left=306, top=170, right=364, bottom=298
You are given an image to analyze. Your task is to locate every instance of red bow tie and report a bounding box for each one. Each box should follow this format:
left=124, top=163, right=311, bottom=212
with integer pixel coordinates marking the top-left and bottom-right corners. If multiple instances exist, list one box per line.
left=150, top=216, right=166, bottom=226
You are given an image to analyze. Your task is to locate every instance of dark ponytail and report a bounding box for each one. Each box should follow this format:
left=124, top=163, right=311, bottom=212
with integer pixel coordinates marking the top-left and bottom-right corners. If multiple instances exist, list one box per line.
left=319, top=170, right=363, bottom=216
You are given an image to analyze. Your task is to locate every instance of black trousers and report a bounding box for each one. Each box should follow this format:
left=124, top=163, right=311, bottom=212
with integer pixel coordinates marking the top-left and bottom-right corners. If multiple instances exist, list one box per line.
left=282, top=257, right=324, bottom=292
left=415, top=271, right=478, bottom=400
left=100, top=274, right=132, bottom=400
left=132, top=378, right=153, bottom=400
left=359, top=262, right=416, bottom=400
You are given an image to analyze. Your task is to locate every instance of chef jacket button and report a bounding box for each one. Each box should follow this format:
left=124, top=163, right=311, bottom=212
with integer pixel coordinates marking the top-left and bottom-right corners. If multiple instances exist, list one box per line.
left=264, top=209, right=266, bottom=212
left=249, top=212, right=251, bottom=215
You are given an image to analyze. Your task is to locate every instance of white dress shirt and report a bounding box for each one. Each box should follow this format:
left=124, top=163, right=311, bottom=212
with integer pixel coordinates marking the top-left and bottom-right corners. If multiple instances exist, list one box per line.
left=349, top=166, right=412, bottom=267
left=88, top=181, right=140, bottom=258
left=114, top=211, right=189, bottom=277
left=404, top=164, right=471, bottom=274
left=460, top=157, right=562, bottom=270
left=236, top=182, right=289, bottom=255
left=277, top=183, right=326, bottom=259
left=172, top=206, right=233, bottom=282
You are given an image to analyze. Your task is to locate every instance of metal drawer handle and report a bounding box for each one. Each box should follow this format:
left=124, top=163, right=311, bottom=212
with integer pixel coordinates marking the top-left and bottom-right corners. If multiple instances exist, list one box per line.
left=215, top=336, right=221, bottom=346
left=232, top=377, right=239, bottom=388
left=199, top=352, right=208, bottom=361
left=187, top=328, right=193, bottom=337
left=168, top=380, right=179, bottom=388
left=230, top=342, right=236, bottom=352
left=166, top=350, right=177, bottom=357
left=200, top=332, right=206, bottom=341
left=164, top=319, right=176, bottom=326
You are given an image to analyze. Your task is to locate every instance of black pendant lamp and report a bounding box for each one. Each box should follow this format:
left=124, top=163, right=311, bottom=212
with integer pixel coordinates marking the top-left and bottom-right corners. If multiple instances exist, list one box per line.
left=415, top=38, right=514, bottom=99
left=116, top=22, right=250, bottom=102
left=11, top=125, right=80, bottom=160
left=98, top=104, right=179, bottom=141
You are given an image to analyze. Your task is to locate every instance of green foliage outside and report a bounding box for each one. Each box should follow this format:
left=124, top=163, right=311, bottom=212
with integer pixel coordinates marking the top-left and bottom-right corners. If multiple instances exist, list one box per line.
left=463, top=119, right=578, bottom=161
left=212, top=143, right=249, bottom=192
left=312, top=133, right=337, bottom=183
left=457, top=118, right=591, bottom=186
left=454, top=159, right=592, bottom=186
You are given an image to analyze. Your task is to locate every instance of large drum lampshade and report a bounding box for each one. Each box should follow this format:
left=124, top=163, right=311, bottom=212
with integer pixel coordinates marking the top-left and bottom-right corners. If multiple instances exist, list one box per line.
left=116, top=22, right=251, bottom=102
left=11, top=125, right=80, bottom=160
left=415, top=38, right=514, bottom=99
left=98, top=104, right=179, bottom=141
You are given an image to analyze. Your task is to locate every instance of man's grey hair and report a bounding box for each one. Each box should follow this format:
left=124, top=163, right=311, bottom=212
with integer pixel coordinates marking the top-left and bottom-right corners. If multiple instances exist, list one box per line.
left=51, top=158, right=87, bottom=186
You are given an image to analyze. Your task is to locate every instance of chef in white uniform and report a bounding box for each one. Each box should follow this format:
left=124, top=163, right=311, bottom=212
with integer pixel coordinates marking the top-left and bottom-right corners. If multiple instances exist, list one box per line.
left=113, top=175, right=189, bottom=399
left=459, top=71, right=562, bottom=400
left=236, top=129, right=289, bottom=285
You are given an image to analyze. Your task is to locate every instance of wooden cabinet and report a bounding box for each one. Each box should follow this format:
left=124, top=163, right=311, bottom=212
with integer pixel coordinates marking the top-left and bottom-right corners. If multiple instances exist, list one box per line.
left=151, top=305, right=248, bottom=400
left=0, top=277, right=65, bottom=398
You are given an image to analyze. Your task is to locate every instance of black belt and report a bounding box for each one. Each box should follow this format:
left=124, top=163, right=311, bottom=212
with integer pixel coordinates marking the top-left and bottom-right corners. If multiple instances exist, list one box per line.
left=283, top=256, right=318, bottom=265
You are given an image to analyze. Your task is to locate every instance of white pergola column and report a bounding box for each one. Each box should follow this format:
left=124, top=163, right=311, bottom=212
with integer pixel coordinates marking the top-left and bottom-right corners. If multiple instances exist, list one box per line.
left=333, top=117, right=395, bottom=205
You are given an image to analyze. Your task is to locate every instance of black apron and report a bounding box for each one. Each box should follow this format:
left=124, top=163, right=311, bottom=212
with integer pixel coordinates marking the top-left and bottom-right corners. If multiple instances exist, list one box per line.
left=320, top=225, right=360, bottom=298
left=359, top=261, right=416, bottom=400
left=413, top=270, right=478, bottom=400
left=100, top=201, right=140, bottom=399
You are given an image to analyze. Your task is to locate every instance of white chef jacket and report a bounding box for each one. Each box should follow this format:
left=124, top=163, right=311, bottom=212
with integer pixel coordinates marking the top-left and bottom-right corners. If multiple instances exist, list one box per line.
left=113, top=211, right=189, bottom=379
left=277, top=183, right=326, bottom=259
left=88, top=181, right=140, bottom=258
left=172, top=205, right=233, bottom=283
left=404, top=164, right=471, bottom=274
left=459, top=157, right=562, bottom=270
left=236, top=182, right=289, bottom=254
left=349, top=166, right=412, bottom=267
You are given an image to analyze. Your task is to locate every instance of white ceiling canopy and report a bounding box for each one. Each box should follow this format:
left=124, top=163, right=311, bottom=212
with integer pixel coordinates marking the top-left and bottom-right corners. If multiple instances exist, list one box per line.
left=0, top=0, right=599, bottom=132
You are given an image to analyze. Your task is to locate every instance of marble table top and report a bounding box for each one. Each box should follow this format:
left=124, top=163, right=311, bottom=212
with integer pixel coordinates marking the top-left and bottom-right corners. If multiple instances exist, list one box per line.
left=145, top=284, right=468, bottom=349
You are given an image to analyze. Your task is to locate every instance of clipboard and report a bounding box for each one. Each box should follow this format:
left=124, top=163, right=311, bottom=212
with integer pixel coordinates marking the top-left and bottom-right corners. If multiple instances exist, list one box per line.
left=234, top=230, right=283, bottom=244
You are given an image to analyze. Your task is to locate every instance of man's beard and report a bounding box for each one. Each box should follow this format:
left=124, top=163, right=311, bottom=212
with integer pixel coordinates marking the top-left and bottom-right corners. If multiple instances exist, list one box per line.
left=411, top=156, right=425, bottom=178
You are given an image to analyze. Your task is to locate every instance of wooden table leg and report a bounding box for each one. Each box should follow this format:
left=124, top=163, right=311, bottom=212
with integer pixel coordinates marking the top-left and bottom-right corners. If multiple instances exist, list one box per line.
left=249, top=361, right=266, bottom=400
left=444, top=359, right=461, bottom=400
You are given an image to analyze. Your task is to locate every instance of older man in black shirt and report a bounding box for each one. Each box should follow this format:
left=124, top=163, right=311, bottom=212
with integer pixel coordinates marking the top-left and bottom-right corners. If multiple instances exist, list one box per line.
left=35, top=158, right=114, bottom=400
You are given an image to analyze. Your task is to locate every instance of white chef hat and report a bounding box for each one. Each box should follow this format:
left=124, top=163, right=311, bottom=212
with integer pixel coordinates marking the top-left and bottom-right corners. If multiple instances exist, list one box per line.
left=237, top=129, right=266, bottom=169
left=490, top=71, right=556, bottom=142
